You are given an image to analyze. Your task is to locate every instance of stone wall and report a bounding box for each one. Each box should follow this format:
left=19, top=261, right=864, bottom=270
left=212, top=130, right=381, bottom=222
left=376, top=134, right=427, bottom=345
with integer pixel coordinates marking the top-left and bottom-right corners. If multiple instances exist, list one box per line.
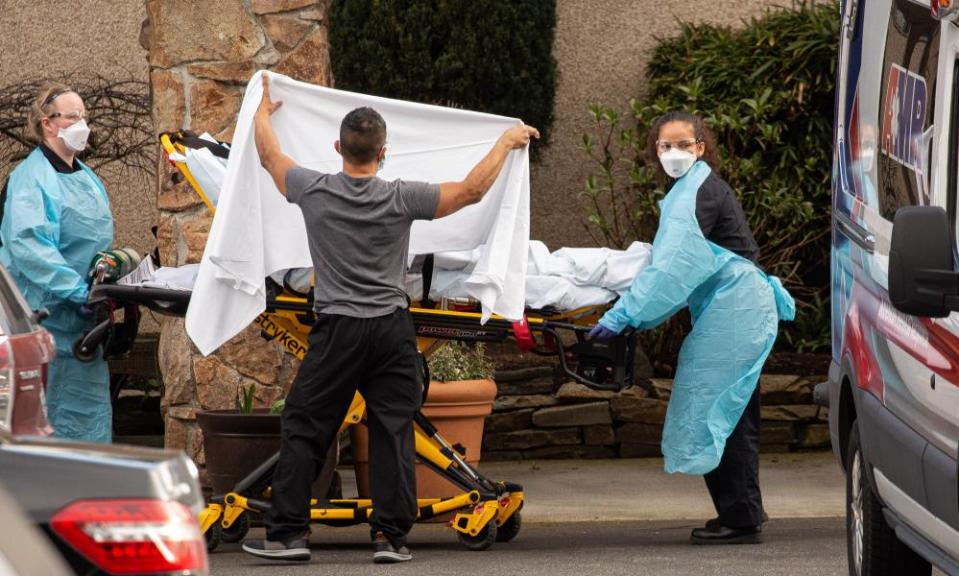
left=142, top=0, right=333, bottom=462
left=483, top=354, right=829, bottom=461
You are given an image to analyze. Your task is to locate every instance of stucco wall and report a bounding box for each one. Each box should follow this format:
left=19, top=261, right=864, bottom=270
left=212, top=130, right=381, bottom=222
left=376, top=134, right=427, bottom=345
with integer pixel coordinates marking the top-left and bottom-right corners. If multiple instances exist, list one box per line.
left=531, top=0, right=790, bottom=249
left=0, top=0, right=155, bottom=257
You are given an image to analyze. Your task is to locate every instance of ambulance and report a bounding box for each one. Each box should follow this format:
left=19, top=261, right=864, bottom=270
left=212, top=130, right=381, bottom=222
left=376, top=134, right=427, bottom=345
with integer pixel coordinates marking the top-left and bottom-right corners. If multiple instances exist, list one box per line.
left=825, top=0, right=959, bottom=573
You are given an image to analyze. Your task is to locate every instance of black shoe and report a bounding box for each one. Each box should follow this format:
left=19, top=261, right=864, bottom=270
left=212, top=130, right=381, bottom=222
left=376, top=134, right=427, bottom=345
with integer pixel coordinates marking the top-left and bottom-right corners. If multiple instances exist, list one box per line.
left=372, top=532, right=412, bottom=564
left=691, top=524, right=762, bottom=545
left=705, top=510, right=769, bottom=530
left=242, top=534, right=311, bottom=561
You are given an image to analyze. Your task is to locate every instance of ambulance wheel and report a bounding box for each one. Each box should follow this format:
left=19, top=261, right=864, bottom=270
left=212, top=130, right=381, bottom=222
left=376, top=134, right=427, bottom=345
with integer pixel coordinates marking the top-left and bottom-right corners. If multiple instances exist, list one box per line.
left=72, top=338, right=97, bottom=363
left=204, top=523, right=222, bottom=553
left=456, top=520, right=497, bottom=551
left=496, top=511, right=521, bottom=543
left=220, top=512, right=250, bottom=544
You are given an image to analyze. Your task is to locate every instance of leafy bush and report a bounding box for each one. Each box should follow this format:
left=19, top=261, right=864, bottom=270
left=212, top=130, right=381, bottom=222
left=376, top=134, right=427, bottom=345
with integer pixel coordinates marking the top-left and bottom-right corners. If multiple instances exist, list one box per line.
left=428, top=341, right=495, bottom=382
left=329, top=0, right=557, bottom=155
left=581, top=1, right=838, bottom=354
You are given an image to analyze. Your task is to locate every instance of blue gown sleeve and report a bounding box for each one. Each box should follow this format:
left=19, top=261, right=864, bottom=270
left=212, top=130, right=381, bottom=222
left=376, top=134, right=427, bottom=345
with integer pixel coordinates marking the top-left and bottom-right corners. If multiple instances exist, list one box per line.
left=2, top=180, right=89, bottom=305
left=599, top=175, right=718, bottom=333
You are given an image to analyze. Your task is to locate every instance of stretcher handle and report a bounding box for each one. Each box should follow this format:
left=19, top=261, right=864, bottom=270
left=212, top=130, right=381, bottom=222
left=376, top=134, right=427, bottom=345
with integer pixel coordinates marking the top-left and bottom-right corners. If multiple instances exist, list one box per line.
left=538, top=323, right=633, bottom=392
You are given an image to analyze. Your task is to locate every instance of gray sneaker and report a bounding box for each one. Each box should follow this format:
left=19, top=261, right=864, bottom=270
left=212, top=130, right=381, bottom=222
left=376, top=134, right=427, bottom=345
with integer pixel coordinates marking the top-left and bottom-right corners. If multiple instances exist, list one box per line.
left=242, top=534, right=311, bottom=562
left=372, top=532, right=412, bottom=564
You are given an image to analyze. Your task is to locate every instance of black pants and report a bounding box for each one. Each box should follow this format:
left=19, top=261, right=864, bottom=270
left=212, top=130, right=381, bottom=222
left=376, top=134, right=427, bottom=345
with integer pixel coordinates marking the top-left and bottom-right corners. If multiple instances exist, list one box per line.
left=266, top=308, right=422, bottom=546
left=704, top=386, right=764, bottom=528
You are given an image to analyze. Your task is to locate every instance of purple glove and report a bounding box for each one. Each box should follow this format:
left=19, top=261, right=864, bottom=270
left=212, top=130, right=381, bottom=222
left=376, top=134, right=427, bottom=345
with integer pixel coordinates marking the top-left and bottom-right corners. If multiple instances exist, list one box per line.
left=588, top=324, right=619, bottom=340
left=78, top=303, right=95, bottom=318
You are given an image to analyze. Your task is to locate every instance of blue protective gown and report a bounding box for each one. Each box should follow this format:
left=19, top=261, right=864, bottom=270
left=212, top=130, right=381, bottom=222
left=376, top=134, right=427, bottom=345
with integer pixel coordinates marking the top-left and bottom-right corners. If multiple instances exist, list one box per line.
left=599, top=161, right=795, bottom=475
left=0, top=147, right=114, bottom=442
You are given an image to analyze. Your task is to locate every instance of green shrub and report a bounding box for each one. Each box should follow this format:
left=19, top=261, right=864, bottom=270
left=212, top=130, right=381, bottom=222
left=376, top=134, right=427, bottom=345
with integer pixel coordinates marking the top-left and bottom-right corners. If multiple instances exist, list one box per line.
left=329, top=0, right=557, bottom=155
left=428, top=341, right=495, bottom=382
left=581, top=1, right=838, bottom=354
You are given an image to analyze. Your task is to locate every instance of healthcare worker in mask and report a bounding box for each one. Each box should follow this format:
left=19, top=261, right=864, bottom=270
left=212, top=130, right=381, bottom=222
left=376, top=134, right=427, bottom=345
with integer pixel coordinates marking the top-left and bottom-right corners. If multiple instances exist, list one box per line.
left=589, top=111, right=795, bottom=545
left=0, top=83, right=114, bottom=443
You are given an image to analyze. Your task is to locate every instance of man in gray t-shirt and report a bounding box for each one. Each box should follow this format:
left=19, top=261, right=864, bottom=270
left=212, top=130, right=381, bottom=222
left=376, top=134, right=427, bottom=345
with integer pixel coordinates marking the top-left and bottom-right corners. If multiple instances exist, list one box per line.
left=285, top=169, right=438, bottom=317
left=242, top=75, right=539, bottom=565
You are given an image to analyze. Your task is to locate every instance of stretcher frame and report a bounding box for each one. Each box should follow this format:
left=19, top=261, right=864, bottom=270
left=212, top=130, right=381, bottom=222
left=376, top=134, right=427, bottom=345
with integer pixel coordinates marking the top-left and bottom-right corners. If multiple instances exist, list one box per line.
left=78, top=131, right=637, bottom=552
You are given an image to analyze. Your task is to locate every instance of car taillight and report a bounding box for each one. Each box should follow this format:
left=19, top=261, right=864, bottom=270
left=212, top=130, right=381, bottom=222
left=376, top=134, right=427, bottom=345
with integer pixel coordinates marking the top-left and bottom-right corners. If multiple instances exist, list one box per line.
left=0, top=336, right=14, bottom=431
left=50, top=499, right=208, bottom=575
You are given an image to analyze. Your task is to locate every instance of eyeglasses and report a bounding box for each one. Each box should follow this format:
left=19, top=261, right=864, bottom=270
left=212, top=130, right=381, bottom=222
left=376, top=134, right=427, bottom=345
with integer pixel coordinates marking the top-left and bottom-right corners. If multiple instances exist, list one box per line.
left=656, top=138, right=701, bottom=153
left=46, top=110, right=87, bottom=122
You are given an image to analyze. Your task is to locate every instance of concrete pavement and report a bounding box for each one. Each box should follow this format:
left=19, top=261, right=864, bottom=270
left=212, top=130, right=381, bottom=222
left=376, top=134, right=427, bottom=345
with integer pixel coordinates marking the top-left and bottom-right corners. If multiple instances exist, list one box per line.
left=338, top=451, right=847, bottom=523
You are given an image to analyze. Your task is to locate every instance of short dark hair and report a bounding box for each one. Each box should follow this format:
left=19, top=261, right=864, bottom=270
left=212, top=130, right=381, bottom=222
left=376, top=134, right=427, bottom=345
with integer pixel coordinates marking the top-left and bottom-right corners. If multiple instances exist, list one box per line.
left=339, top=107, right=386, bottom=164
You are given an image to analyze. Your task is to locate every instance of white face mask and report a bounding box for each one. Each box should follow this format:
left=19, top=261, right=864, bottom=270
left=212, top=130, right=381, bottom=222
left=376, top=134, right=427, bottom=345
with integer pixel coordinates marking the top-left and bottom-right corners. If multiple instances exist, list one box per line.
left=659, top=148, right=697, bottom=179
left=58, top=119, right=90, bottom=152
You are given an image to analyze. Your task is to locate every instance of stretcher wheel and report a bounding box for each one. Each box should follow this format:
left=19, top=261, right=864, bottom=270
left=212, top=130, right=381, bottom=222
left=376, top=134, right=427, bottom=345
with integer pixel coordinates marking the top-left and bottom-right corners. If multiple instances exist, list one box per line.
left=496, top=511, right=521, bottom=543
left=204, top=523, right=222, bottom=553
left=456, top=520, right=497, bottom=551
left=219, top=512, right=250, bottom=543
left=72, top=337, right=98, bottom=362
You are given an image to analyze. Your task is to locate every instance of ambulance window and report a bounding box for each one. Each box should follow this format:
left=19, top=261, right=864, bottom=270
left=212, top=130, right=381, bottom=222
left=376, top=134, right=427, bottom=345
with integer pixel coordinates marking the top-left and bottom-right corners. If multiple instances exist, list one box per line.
left=876, top=0, right=940, bottom=220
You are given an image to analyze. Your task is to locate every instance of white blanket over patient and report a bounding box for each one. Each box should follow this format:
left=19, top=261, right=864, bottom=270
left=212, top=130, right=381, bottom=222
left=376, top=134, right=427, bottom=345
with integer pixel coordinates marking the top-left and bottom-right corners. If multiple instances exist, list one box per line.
left=186, top=71, right=530, bottom=355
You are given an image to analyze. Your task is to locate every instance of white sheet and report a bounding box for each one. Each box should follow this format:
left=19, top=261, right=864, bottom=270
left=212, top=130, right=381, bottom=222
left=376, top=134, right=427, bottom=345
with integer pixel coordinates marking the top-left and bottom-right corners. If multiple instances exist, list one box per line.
left=185, top=71, right=530, bottom=355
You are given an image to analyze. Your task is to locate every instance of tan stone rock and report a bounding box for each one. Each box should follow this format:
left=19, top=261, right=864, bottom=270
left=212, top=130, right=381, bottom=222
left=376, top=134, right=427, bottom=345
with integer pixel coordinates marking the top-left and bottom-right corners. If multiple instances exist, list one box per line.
left=484, top=428, right=580, bottom=451
left=609, top=391, right=668, bottom=424
left=759, top=422, right=797, bottom=445
left=485, top=409, right=534, bottom=433
left=155, top=214, right=178, bottom=268
left=619, top=443, right=661, bottom=458
left=615, top=422, right=662, bottom=444
left=759, top=375, right=818, bottom=405
left=167, top=405, right=197, bottom=420
left=497, top=376, right=555, bottom=397
left=145, top=0, right=264, bottom=68
left=187, top=61, right=257, bottom=84
left=157, top=162, right=204, bottom=213
left=583, top=425, right=615, bottom=446
left=164, top=414, right=189, bottom=451
left=180, top=212, right=213, bottom=264
left=493, top=394, right=558, bottom=411
left=262, top=14, right=312, bottom=52
left=255, top=384, right=286, bottom=408
left=191, top=428, right=205, bottom=465
left=215, top=124, right=236, bottom=143
left=189, top=80, right=243, bottom=136
left=216, top=325, right=284, bottom=386
left=555, top=381, right=617, bottom=402
left=158, top=318, right=194, bottom=408
left=273, top=28, right=332, bottom=86
left=253, top=0, right=316, bottom=15
left=150, top=69, right=185, bottom=131
left=760, top=405, right=822, bottom=422
left=297, top=5, right=326, bottom=22
left=532, top=402, right=611, bottom=427
left=797, top=423, right=831, bottom=448
left=195, top=357, right=241, bottom=410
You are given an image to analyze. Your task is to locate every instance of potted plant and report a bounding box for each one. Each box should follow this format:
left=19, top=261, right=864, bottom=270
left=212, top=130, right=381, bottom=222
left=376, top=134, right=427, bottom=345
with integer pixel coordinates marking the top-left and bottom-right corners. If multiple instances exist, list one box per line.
left=197, top=386, right=337, bottom=508
left=351, top=341, right=498, bottom=500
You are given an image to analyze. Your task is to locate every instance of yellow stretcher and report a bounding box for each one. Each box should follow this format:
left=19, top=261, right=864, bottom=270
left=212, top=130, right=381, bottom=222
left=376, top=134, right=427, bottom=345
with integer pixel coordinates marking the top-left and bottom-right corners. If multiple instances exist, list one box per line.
left=76, top=130, right=638, bottom=552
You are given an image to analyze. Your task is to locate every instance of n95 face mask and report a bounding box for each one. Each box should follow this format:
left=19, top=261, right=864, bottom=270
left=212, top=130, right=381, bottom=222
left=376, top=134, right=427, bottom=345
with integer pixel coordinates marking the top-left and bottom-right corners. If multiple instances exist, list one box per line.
left=59, top=119, right=90, bottom=152
left=659, top=148, right=697, bottom=179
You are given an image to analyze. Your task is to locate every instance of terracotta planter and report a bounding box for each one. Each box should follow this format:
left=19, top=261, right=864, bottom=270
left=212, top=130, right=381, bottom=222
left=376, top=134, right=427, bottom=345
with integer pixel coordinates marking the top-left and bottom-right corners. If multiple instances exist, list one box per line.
left=351, top=378, right=497, bottom=502
left=197, top=408, right=337, bottom=499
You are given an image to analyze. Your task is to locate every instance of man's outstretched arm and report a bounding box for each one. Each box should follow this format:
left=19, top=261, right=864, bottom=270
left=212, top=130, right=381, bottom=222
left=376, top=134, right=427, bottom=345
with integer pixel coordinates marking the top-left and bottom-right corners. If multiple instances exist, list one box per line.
left=435, top=123, right=539, bottom=218
left=255, top=74, right=299, bottom=197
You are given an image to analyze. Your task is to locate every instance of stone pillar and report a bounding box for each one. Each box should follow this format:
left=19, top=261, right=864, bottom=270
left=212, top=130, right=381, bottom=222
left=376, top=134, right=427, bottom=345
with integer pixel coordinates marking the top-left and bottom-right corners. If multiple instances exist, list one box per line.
left=141, top=0, right=333, bottom=464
